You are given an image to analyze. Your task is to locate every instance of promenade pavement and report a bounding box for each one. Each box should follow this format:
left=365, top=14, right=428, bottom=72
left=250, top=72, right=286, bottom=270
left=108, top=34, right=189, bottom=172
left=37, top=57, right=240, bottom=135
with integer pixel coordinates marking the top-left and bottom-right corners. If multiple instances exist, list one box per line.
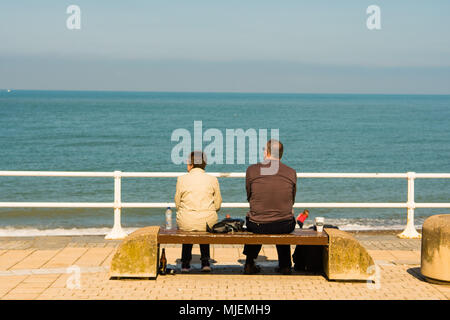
left=0, top=231, right=448, bottom=300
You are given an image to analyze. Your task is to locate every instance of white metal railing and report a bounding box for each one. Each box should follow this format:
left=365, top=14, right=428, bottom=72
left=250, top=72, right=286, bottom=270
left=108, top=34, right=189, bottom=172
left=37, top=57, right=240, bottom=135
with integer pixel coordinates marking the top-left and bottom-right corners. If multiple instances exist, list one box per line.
left=0, top=171, right=449, bottom=239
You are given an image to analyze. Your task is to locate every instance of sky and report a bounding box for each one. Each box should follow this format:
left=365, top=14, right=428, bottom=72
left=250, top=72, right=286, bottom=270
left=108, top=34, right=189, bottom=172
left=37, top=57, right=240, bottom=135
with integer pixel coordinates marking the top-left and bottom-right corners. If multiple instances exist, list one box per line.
left=0, top=0, right=449, bottom=94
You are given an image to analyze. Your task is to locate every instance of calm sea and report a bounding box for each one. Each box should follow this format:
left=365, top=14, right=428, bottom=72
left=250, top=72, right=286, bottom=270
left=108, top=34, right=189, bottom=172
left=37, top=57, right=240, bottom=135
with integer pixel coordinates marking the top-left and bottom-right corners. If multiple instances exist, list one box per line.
left=0, top=90, right=449, bottom=236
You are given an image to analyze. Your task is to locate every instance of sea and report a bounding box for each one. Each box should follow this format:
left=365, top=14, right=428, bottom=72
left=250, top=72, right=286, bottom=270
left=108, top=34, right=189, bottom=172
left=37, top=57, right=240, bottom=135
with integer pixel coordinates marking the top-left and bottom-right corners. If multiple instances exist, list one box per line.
left=0, top=90, right=449, bottom=236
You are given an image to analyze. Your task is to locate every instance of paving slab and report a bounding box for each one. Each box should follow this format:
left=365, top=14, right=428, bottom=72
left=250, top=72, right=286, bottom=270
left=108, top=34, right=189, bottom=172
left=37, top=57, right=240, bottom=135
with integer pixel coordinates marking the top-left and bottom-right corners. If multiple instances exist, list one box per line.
left=10, top=250, right=61, bottom=270
left=0, top=250, right=35, bottom=270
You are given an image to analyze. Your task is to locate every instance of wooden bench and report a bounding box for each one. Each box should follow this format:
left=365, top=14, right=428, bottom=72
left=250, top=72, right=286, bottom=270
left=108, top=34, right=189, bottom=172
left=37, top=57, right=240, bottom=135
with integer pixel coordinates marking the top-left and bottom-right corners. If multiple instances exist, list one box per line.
left=109, top=226, right=375, bottom=282
left=158, top=228, right=328, bottom=245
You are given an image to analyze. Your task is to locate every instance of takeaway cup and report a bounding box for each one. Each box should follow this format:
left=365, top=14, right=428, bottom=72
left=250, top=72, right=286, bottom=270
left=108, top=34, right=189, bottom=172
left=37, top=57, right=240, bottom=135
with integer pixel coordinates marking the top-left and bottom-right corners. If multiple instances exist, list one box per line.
left=315, top=217, right=324, bottom=232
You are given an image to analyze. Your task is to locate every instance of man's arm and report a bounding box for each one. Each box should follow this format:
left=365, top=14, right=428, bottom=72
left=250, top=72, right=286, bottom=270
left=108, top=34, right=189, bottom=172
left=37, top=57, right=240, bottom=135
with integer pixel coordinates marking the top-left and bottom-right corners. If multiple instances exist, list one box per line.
left=292, top=171, right=297, bottom=204
left=246, top=166, right=252, bottom=202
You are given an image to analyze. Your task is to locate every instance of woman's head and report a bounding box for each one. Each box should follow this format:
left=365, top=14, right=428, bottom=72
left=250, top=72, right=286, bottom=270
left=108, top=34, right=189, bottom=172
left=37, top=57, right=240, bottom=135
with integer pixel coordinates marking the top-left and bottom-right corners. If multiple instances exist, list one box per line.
left=187, top=151, right=207, bottom=172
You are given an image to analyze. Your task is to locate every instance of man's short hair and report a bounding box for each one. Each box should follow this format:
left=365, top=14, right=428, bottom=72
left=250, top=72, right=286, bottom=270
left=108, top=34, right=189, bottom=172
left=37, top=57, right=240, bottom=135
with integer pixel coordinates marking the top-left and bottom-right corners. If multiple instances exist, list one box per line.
left=188, top=151, right=207, bottom=169
left=266, top=139, right=283, bottom=159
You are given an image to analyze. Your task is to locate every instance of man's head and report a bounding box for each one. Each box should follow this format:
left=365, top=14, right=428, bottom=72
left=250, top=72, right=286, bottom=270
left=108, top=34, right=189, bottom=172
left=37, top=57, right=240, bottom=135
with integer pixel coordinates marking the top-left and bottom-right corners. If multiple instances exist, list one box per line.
left=187, top=151, right=207, bottom=172
left=264, top=139, right=283, bottom=160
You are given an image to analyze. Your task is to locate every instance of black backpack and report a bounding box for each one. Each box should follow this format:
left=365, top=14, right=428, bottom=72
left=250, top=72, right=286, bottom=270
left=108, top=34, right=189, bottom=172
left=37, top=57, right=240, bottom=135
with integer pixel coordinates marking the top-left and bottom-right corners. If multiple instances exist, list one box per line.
left=292, top=245, right=324, bottom=273
left=292, top=225, right=339, bottom=273
left=206, top=218, right=246, bottom=233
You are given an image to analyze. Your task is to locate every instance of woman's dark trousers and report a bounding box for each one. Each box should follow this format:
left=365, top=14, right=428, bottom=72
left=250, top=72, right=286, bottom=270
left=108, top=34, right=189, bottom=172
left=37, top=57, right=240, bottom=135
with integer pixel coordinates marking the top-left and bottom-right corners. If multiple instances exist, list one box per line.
left=181, top=244, right=210, bottom=265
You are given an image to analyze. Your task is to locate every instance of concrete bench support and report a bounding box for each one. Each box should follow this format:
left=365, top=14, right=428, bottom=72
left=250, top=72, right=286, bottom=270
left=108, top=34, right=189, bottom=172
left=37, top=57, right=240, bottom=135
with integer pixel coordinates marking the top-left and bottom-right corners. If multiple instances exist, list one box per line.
left=323, top=228, right=375, bottom=281
left=421, top=214, right=450, bottom=284
left=109, top=226, right=160, bottom=279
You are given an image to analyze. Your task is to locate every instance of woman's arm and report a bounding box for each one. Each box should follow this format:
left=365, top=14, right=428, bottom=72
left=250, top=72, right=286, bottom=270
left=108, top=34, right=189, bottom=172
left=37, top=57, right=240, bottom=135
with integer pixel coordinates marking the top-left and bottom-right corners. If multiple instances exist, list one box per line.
left=213, top=178, right=222, bottom=212
left=174, top=177, right=182, bottom=210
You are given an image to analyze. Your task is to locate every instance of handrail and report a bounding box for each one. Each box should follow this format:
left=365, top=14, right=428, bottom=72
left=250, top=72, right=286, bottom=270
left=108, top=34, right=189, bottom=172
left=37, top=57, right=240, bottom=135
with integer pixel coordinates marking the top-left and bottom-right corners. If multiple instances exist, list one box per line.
left=2, top=171, right=449, bottom=178
left=0, top=170, right=449, bottom=239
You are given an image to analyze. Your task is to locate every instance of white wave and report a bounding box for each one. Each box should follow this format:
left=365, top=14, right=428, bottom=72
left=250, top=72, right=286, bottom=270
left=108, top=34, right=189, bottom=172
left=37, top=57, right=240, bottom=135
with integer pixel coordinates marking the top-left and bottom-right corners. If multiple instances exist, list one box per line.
left=0, top=216, right=426, bottom=237
left=0, top=222, right=422, bottom=237
left=335, top=224, right=409, bottom=231
left=301, top=217, right=423, bottom=231
left=300, top=223, right=411, bottom=231
left=0, top=227, right=139, bottom=237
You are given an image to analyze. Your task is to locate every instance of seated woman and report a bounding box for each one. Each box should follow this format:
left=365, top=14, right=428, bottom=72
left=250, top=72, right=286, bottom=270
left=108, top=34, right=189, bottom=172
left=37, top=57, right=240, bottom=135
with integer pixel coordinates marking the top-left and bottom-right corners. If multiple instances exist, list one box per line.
left=174, top=151, right=222, bottom=272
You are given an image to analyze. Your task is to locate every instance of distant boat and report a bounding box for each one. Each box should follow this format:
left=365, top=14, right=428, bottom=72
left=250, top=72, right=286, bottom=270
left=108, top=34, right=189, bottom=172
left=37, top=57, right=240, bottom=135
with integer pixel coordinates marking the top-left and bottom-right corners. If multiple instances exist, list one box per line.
left=7, top=89, right=11, bottom=93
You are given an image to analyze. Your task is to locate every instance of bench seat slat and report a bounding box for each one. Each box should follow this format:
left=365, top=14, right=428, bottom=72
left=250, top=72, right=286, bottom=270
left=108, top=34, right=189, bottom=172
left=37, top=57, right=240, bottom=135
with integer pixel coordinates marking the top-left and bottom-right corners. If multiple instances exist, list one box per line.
left=158, top=229, right=328, bottom=245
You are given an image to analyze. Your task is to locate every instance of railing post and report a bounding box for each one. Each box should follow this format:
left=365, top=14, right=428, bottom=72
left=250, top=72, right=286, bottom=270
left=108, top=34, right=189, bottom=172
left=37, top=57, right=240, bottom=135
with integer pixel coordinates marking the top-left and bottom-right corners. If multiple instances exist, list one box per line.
left=105, top=171, right=128, bottom=240
left=398, top=172, right=421, bottom=239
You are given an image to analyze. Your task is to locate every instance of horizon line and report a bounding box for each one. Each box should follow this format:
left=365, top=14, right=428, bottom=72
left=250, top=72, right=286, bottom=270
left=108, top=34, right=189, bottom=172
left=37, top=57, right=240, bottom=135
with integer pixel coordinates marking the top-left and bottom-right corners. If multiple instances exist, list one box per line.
left=2, top=89, right=450, bottom=96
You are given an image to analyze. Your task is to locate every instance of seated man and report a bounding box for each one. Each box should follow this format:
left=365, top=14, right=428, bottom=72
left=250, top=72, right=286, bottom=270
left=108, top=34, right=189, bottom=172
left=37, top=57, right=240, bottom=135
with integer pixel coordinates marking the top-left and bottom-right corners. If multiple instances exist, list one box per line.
left=174, top=151, right=222, bottom=273
left=243, top=139, right=297, bottom=275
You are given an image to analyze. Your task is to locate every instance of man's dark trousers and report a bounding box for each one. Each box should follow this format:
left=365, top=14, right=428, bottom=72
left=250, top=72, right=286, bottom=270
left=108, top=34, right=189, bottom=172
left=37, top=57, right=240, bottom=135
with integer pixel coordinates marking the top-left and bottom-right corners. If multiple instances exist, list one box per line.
left=243, top=217, right=296, bottom=268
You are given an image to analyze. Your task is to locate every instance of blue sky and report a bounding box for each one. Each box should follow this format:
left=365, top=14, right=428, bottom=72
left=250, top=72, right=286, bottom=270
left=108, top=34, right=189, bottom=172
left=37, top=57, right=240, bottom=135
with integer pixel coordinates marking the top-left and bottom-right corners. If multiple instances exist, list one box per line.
left=0, top=1, right=449, bottom=93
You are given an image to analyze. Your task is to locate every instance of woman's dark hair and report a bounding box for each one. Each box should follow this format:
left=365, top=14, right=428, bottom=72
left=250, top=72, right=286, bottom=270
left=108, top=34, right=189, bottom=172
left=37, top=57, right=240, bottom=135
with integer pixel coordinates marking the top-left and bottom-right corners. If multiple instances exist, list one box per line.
left=188, top=151, right=207, bottom=169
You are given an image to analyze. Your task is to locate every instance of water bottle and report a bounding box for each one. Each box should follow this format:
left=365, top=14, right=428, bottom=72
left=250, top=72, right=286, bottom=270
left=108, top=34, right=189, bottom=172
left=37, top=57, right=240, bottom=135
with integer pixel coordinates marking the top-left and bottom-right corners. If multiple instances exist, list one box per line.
left=165, top=207, right=173, bottom=230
